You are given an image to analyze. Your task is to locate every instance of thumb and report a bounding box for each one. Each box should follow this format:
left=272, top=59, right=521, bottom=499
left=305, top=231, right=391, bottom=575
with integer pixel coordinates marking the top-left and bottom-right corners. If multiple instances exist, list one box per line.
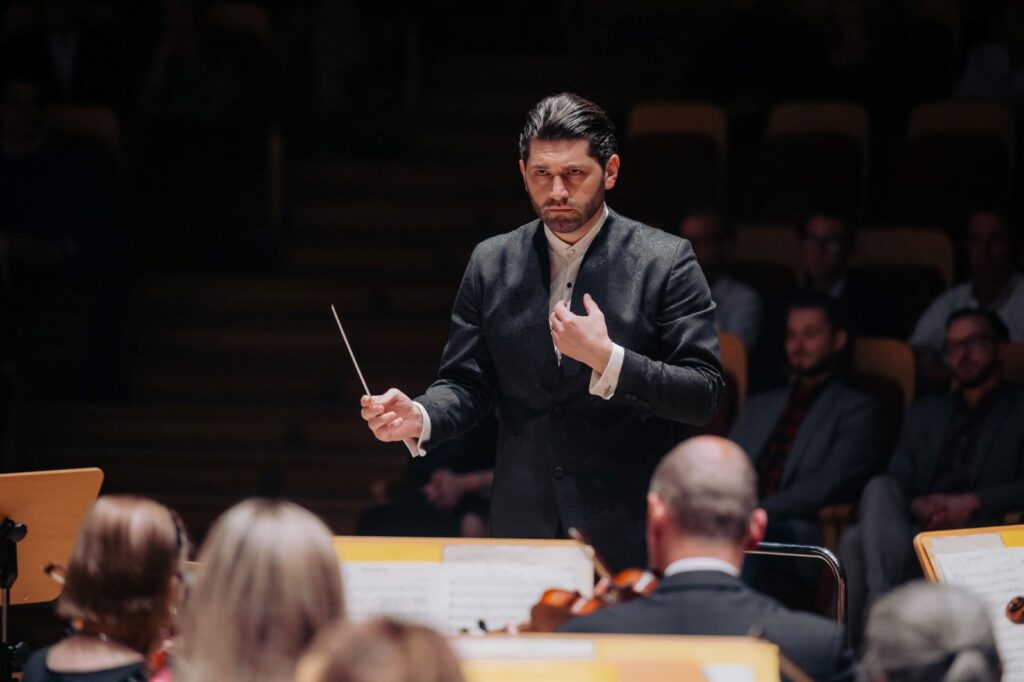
left=583, top=293, right=601, bottom=315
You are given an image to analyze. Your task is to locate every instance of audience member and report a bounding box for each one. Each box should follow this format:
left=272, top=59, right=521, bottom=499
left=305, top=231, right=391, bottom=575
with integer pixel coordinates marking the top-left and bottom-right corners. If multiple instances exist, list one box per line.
left=679, top=208, right=763, bottom=351
left=841, top=308, right=1024, bottom=643
left=22, top=496, right=188, bottom=682
left=860, top=581, right=1001, bottom=682
left=175, top=499, right=344, bottom=682
left=910, top=209, right=1024, bottom=393
left=754, top=208, right=887, bottom=390
left=296, top=619, right=465, bottom=682
left=797, top=208, right=887, bottom=337
left=558, top=436, right=853, bottom=682
left=956, top=0, right=1024, bottom=106
left=358, top=413, right=496, bottom=538
left=729, top=293, right=881, bottom=605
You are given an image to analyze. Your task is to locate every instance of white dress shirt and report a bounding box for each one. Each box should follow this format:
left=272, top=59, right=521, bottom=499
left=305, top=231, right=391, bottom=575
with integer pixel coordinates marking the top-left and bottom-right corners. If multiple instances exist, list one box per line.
left=406, top=204, right=624, bottom=457
left=663, top=557, right=740, bottom=578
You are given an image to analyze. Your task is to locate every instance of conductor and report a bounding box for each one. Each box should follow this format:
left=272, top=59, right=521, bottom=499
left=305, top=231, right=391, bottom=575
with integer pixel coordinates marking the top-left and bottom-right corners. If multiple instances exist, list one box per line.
left=360, top=93, right=724, bottom=569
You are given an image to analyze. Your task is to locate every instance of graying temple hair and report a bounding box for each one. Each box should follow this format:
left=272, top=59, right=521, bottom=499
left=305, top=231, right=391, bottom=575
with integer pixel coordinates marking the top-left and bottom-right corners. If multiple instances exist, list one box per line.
left=860, top=581, right=1001, bottom=682
left=649, top=439, right=757, bottom=542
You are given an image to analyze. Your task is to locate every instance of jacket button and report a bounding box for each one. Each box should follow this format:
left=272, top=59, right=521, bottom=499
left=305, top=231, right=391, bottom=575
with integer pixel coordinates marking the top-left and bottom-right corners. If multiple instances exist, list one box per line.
left=625, top=393, right=637, bottom=401
left=552, top=404, right=564, bottom=417
left=553, top=466, right=565, bottom=480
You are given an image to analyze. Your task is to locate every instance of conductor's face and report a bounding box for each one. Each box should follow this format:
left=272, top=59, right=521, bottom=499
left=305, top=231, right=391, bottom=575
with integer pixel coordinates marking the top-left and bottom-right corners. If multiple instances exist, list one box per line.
left=520, top=139, right=620, bottom=236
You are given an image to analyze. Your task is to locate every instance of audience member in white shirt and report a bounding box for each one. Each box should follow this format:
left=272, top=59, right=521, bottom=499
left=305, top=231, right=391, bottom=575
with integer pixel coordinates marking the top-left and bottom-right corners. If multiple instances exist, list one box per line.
left=679, top=208, right=763, bottom=352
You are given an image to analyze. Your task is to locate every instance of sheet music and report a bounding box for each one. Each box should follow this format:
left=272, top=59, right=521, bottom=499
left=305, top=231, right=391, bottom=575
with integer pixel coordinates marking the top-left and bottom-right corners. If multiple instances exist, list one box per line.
left=934, top=547, right=1024, bottom=681
left=443, top=544, right=594, bottom=597
left=445, top=562, right=578, bottom=633
left=341, top=562, right=448, bottom=630
left=340, top=544, right=593, bottom=634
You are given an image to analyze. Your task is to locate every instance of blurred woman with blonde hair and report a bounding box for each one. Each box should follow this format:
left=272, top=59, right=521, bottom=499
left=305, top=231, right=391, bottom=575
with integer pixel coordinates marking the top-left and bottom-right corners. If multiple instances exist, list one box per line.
left=175, top=498, right=344, bottom=682
left=23, top=495, right=188, bottom=682
left=297, top=618, right=464, bottom=682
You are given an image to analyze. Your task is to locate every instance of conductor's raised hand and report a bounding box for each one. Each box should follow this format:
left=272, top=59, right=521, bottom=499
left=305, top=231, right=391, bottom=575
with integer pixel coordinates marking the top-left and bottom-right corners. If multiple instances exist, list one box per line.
left=550, top=293, right=614, bottom=372
left=360, top=388, right=424, bottom=442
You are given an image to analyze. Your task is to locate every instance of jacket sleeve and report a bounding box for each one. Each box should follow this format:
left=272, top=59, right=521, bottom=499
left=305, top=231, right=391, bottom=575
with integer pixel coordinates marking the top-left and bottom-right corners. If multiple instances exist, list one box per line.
left=611, top=239, right=724, bottom=425
left=761, top=394, right=883, bottom=519
left=415, top=245, right=498, bottom=450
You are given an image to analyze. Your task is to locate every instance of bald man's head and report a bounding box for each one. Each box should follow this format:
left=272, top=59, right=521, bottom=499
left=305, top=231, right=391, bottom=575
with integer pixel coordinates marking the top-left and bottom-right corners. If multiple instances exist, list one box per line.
left=649, top=436, right=757, bottom=544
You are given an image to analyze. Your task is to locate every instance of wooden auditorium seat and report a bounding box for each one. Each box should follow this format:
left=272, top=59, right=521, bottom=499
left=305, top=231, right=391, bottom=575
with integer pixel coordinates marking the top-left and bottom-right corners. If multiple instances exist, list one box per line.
left=895, top=100, right=1014, bottom=226
left=731, top=223, right=801, bottom=298
left=615, top=102, right=728, bottom=227
left=742, top=102, right=869, bottom=222
left=850, top=227, right=953, bottom=338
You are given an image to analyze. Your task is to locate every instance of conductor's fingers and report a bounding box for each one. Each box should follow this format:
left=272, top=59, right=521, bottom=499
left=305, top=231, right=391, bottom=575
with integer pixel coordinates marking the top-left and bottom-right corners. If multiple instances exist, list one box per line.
left=552, top=300, right=573, bottom=321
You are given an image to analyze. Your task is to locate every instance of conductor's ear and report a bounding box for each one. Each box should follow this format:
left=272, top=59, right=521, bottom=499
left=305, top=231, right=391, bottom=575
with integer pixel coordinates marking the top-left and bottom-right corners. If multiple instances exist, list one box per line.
left=603, top=154, right=620, bottom=190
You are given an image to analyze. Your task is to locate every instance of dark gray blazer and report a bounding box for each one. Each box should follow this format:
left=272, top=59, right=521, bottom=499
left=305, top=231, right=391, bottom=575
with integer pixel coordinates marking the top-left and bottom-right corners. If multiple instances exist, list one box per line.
left=558, top=570, right=853, bottom=682
left=417, top=209, right=724, bottom=569
left=729, top=379, right=883, bottom=519
left=888, top=385, right=1024, bottom=520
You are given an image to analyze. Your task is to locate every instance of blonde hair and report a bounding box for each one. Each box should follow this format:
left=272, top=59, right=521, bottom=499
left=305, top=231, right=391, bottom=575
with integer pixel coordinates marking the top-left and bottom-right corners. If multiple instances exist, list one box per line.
left=57, top=495, right=187, bottom=653
left=297, top=619, right=464, bottom=682
left=176, top=499, right=345, bottom=682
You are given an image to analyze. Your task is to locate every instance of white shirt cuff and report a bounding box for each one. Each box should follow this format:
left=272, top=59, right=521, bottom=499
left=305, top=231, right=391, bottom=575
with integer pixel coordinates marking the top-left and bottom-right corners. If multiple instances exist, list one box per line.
left=403, top=402, right=431, bottom=457
left=589, top=343, right=624, bottom=400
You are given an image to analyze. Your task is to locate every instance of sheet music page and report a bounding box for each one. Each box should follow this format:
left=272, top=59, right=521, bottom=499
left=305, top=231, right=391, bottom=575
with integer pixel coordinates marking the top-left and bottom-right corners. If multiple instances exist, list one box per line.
left=340, top=562, right=448, bottom=630
left=443, top=544, right=594, bottom=597
left=444, top=562, right=578, bottom=633
left=934, top=547, right=1024, bottom=682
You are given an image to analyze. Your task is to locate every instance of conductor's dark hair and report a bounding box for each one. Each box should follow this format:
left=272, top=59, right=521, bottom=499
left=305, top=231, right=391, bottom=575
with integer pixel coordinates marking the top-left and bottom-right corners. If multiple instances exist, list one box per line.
left=518, top=93, right=618, bottom=167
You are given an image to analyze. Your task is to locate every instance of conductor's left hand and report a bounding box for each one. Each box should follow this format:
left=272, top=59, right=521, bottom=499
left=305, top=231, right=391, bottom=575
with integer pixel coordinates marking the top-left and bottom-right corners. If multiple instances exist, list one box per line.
left=550, top=293, right=614, bottom=372
left=360, top=388, right=424, bottom=442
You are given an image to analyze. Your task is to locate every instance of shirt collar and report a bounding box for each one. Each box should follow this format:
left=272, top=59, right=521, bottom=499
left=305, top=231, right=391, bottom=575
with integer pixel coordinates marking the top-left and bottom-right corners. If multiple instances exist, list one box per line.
left=663, top=557, right=739, bottom=578
left=543, top=204, right=609, bottom=260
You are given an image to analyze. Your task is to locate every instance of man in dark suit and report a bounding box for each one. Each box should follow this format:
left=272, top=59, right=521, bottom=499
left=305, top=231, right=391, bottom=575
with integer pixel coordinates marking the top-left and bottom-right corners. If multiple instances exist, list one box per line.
left=731, top=293, right=882, bottom=539
left=558, top=436, right=853, bottom=682
left=730, top=293, right=882, bottom=606
left=359, top=93, right=724, bottom=569
left=840, top=308, right=1024, bottom=643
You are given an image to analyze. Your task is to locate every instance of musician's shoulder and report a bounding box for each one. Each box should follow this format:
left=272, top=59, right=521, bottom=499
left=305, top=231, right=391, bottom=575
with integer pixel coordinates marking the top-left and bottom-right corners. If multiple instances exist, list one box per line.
left=471, top=219, right=541, bottom=260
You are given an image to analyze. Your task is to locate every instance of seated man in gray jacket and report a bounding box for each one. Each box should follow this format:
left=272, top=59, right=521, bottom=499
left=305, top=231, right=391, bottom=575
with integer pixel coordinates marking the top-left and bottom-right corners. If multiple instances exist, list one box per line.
left=729, top=293, right=883, bottom=605
left=841, top=307, right=1024, bottom=644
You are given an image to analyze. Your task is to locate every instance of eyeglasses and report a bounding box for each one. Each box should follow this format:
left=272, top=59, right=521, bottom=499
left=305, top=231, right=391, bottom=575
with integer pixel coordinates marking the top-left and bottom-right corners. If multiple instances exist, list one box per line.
left=946, top=334, right=994, bottom=355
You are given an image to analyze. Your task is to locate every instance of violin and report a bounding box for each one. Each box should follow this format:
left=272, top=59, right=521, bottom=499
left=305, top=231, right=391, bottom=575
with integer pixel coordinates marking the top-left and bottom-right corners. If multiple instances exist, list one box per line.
left=1007, top=595, right=1024, bottom=624
left=514, top=528, right=660, bottom=632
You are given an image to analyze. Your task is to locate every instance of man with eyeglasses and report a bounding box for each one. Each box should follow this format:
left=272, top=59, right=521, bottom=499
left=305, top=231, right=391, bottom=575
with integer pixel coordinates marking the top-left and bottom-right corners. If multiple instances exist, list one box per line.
left=839, top=308, right=1024, bottom=644
left=910, top=209, right=1024, bottom=392
left=799, top=208, right=888, bottom=338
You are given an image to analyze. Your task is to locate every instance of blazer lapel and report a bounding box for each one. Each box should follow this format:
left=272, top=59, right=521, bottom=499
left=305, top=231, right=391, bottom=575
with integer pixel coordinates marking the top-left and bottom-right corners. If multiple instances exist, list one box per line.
left=780, top=382, right=840, bottom=488
left=528, top=223, right=560, bottom=393
left=916, top=398, right=957, bottom=491
left=749, top=392, right=790, bottom=464
left=969, top=388, right=1011, bottom=486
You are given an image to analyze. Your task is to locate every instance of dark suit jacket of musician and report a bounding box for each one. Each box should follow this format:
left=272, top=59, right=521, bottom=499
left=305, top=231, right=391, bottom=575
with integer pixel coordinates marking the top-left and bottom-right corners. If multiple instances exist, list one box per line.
left=416, top=208, right=724, bottom=570
left=558, top=571, right=853, bottom=682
